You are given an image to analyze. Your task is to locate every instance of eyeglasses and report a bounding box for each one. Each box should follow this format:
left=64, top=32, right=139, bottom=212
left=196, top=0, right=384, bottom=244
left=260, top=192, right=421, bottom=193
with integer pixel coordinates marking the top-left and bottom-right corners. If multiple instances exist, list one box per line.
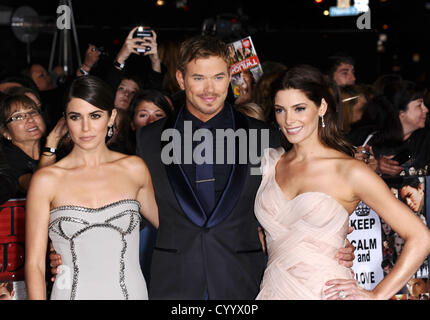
left=6, top=109, right=41, bottom=124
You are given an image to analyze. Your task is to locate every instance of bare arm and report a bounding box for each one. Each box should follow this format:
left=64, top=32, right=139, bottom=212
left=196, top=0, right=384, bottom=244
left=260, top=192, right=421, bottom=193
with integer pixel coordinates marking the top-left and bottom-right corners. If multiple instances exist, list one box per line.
left=326, top=161, right=430, bottom=299
left=25, top=169, right=56, bottom=299
left=134, top=157, right=159, bottom=229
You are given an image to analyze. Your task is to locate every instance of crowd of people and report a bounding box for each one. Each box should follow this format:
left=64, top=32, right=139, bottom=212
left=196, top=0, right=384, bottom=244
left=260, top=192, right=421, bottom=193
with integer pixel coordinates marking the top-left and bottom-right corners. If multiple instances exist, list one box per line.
left=1, top=24, right=430, bottom=300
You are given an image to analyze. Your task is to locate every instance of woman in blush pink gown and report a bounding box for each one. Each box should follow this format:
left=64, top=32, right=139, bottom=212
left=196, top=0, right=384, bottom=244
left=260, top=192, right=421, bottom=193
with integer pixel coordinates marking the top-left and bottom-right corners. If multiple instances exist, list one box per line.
left=255, top=65, right=430, bottom=300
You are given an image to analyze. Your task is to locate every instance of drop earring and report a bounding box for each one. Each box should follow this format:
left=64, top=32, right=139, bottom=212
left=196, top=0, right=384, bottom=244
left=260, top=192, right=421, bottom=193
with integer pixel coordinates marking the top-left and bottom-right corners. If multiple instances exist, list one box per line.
left=107, top=125, right=114, bottom=137
left=321, top=115, right=326, bottom=128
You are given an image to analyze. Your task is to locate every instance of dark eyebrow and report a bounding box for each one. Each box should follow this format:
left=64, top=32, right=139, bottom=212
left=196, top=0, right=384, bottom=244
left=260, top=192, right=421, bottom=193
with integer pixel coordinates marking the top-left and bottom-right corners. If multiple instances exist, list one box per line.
left=274, top=103, right=307, bottom=108
left=67, top=110, right=104, bottom=116
left=339, top=66, right=354, bottom=72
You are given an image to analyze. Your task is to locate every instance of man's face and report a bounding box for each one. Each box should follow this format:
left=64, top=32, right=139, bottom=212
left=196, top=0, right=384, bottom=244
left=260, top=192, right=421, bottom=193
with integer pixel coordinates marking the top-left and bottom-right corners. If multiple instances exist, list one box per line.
left=333, top=63, right=356, bottom=87
left=400, top=184, right=424, bottom=213
left=0, top=283, right=14, bottom=300
left=407, top=278, right=427, bottom=299
left=394, top=236, right=405, bottom=256
left=176, top=56, right=231, bottom=122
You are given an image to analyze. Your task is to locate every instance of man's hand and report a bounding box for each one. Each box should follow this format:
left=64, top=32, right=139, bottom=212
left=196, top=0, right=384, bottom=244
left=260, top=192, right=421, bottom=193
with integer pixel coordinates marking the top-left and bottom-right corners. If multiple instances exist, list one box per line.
left=258, top=226, right=267, bottom=255
left=336, top=227, right=355, bottom=268
left=48, top=242, right=62, bottom=282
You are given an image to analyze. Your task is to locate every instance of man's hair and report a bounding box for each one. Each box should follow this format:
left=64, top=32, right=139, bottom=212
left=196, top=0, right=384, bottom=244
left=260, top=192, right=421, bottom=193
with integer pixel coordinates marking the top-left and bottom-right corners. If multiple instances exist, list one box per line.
left=177, top=35, right=230, bottom=75
left=326, top=54, right=355, bottom=77
left=0, top=281, right=14, bottom=294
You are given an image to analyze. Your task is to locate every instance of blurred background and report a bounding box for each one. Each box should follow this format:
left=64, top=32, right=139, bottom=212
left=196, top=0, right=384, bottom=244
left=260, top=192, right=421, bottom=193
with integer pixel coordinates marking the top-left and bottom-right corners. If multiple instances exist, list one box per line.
left=0, top=0, right=429, bottom=85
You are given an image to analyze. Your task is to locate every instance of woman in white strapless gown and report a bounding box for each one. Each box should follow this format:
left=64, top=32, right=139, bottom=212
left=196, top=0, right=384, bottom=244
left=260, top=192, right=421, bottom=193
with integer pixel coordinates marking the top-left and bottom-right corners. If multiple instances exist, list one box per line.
left=48, top=200, right=147, bottom=300
left=25, top=76, right=158, bottom=300
left=255, top=65, right=430, bottom=300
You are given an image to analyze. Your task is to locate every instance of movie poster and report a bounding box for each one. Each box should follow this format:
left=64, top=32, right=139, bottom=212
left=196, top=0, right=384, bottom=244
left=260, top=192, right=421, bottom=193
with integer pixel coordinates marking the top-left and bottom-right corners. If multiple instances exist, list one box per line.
left=384, top=176, right=429, bottom=300
left=348, top=176, right=429, bottom=300
left=0, top=199, right=27, bottom=300
left=228, top=36, right=263, bottom=98
left=347, top=202, right=384, bottom=290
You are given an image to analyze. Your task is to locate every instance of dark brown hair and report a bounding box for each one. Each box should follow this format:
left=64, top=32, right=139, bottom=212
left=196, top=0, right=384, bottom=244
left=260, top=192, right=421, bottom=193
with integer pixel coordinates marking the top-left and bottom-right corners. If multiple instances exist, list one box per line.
left=0, top=94, right=40, bottom=130
left=271, top=64, right=354, bottom=156
left=177, top=35, right=230, bottom=75
left=65, top=75, right=114, bottom=115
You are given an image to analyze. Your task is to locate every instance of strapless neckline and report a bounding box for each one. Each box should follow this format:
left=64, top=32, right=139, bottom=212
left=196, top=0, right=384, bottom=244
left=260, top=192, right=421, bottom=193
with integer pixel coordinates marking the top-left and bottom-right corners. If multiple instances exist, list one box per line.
left=50, top=199, right=140, bottom=214
left=272, top=157, right=350, bottom=217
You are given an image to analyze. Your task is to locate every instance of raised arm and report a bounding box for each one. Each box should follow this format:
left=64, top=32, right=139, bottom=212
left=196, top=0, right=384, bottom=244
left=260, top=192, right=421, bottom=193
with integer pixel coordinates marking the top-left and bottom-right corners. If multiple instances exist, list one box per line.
left=25, top=168, right=55, bottom=299
left=326, top=161, right=430, bottom=299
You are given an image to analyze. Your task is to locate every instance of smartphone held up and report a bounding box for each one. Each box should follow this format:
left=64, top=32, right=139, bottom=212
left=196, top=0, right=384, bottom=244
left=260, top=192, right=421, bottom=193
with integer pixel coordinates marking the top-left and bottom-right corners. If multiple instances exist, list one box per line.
left=133, top=26, right=152, bottom=54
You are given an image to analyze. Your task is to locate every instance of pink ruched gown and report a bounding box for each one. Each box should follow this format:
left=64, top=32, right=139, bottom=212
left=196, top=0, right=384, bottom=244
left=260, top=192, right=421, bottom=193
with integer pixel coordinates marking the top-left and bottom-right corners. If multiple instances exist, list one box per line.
left=255, top=147, right=353, bottom=300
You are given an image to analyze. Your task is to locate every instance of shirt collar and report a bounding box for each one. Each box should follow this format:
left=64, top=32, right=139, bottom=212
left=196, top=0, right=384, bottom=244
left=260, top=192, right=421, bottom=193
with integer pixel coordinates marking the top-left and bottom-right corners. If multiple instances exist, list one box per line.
left=180, top=103, right=233, bottom=131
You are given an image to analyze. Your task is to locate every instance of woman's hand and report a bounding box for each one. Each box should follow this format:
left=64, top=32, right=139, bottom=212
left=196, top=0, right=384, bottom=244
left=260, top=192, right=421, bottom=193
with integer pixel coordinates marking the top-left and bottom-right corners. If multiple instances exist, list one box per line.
left=324, top=279, right=379, bottom=300
left=46, top=117, right=68, bottom=148
left=354, top=146, right=378, bottom=171
left=143, top=29, right=161, bottom=73
left=376, top=155, right=403, bottom=176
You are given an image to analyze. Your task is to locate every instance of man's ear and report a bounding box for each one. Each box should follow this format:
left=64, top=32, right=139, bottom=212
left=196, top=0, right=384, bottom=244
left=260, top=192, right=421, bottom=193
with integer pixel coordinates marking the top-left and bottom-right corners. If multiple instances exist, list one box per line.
left=176, top=70, right=185, bottom=90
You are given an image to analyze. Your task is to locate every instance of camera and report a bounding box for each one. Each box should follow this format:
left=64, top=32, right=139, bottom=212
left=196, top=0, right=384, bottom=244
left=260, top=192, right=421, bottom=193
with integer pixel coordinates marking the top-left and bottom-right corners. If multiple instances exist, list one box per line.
left=133, top=26, right=152, bottom=54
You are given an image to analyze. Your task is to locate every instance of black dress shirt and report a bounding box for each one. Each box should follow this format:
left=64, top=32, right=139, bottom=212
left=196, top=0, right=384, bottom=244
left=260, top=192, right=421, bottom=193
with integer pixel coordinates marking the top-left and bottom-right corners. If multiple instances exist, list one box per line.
left=175, top=104, right=233, bottom=207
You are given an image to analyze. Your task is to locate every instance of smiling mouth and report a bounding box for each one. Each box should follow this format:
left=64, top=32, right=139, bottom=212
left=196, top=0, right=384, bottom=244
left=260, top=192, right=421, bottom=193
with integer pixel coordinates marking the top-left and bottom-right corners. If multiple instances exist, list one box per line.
left=200, top=96, right=218, bottom=103
left=285, top=126, right=303, bottom=135
left=26, top=126, right=39, bottom=132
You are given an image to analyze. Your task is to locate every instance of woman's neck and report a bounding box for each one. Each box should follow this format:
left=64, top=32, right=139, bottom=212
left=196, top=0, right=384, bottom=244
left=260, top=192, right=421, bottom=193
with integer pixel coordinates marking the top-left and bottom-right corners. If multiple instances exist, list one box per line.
left=68, top=144, right=113, bottom=167
left=402, top=128, right=414, bottom=141
left=291, top=136, right=326, bottom=162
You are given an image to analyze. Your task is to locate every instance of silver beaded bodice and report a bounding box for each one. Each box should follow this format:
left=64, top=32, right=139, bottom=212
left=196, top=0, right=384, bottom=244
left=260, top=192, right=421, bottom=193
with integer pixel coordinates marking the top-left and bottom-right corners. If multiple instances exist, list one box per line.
left=48, top=199, right=148, bottom=300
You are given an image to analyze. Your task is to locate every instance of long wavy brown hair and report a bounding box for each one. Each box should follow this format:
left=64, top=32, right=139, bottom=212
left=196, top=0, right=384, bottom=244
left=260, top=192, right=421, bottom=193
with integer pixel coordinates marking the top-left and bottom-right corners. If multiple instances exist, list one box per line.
left=271, top=65, right=355, bottom=157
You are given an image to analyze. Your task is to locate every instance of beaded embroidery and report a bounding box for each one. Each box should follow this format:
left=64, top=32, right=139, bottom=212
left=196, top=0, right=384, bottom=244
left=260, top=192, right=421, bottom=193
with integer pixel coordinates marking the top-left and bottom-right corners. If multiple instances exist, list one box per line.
left=48, top=200, right=142, bottom=300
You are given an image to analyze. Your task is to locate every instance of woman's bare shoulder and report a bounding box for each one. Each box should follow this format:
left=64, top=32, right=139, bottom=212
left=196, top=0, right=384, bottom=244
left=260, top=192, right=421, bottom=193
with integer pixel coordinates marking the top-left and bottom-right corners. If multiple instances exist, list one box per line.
left=113, top=154, right=149, bottom=177
left=115, top=153, right=147, bottom=167
left=32, top=162, right=65, bottom=183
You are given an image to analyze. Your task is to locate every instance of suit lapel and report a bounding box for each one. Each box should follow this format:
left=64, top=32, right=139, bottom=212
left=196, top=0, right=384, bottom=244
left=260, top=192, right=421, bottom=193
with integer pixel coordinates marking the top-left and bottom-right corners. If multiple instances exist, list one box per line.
left=162, top=107, right=208, bottom=227
left=161, top=105, right=250, bottom=228
left=207, top=106, right=249, bottom=228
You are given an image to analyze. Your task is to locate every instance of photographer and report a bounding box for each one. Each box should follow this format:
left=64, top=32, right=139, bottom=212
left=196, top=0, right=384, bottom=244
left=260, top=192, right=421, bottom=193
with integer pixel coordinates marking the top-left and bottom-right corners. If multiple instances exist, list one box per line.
left=76, top=44, right=102, bottom=77
left=105, top=26, right=165, bottom=100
